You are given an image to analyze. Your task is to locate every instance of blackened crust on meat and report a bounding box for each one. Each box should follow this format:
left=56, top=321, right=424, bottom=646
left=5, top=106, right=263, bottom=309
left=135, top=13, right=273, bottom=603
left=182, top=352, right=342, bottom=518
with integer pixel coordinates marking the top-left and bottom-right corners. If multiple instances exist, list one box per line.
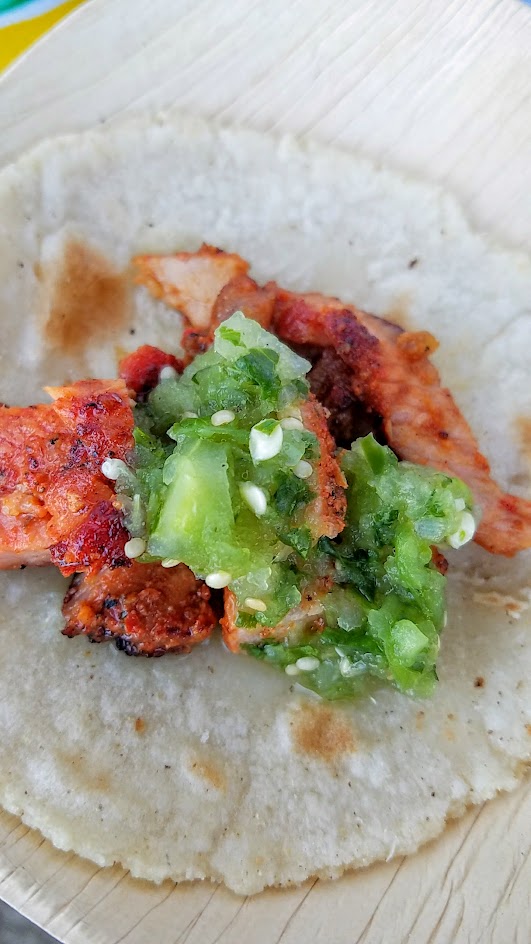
left=293, top=344, right=386, bottom=448
left=50, top=500, right=131, bottom=575
left=62, top=562, right=218, bottom=656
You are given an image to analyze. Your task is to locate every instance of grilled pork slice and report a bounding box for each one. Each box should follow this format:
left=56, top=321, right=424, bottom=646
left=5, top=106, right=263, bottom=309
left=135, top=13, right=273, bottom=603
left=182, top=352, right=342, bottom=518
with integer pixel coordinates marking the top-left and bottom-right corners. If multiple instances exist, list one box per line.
left=134, top=243, right=249, bottom=329
left=272, top=289, right=531, bottom=557
left=300, top=396, right=347, bottom=541
left=119, top=345, right=184, bottom=399
left=0, top=380, right=134, bottom=573
left=63, top=561, right=217, bottom=655
left=295, top=346, right=385, bottom=447
left=181, top=275, right=276, bottom=360
left=134, top=246, right=275, bottom=362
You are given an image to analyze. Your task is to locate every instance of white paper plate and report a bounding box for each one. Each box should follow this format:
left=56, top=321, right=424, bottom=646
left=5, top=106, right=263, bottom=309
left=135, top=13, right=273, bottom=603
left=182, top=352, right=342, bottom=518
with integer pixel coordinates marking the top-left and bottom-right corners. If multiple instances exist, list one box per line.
left=0, top=2, right=530, bottom=941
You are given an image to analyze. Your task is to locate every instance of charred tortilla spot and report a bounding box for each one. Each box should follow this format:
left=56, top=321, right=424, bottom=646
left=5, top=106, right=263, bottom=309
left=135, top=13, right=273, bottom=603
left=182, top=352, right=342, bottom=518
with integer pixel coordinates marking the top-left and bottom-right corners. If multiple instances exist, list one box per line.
left=188, top=757, right=226, bottom=791
left=57, top=750, right=111, bottom=794
left=291, top=704, right=356, bottom=763
left=44, top=240, right=131, bottom=358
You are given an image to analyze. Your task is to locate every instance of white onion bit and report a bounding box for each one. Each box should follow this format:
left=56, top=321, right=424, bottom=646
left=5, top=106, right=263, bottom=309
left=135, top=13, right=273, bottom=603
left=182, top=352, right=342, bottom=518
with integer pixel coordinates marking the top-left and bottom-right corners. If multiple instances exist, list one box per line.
left=244, top=597, right=268, bottom=612
left=205, top=571, right=232, bottom=589
left=182, top=411, right=198, bottom=419
left=296, top=656, right=320, bottom=672
left=448, top=511, right=475, bottom=549
left=285, top=663, right=300, bottom=676
left=161, top=558, right=180, bottom=568
left=293, top=460, right=313, bottom=479
left=159, top=365, right=178, bottom=381
left=280, top=416, right=304, bottom=431
left=211, top=410, right=235, bottom=426
left=249, top=422, right=283, bottom=462
left=240, top=482, right=267, bottom=516
left=124, top=538, right=146, bottom=559
left=101, top=458, right=128, bottom=480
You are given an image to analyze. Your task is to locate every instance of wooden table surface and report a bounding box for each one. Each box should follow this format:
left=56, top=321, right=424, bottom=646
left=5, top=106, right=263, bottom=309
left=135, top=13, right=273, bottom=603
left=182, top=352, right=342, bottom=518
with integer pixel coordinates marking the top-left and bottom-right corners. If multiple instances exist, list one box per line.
left=0, top=1, right=530, bottom=941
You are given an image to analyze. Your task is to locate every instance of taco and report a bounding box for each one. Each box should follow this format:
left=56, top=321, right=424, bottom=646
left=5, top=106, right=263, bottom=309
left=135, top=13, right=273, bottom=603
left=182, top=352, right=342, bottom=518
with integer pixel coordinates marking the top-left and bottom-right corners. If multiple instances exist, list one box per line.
left=0, top=114, right=529, bottom=895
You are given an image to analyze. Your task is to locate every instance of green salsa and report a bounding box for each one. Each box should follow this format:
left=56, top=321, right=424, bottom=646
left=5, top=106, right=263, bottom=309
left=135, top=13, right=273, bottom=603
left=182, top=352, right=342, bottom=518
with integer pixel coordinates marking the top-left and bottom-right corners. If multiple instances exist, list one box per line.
left=115, top=313, right=475, bottom=699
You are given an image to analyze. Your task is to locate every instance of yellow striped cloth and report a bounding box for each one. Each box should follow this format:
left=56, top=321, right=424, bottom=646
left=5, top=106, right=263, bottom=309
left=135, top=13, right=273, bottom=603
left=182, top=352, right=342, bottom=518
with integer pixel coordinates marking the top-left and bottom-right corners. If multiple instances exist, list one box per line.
left=0, top=0, right=86, bottom=71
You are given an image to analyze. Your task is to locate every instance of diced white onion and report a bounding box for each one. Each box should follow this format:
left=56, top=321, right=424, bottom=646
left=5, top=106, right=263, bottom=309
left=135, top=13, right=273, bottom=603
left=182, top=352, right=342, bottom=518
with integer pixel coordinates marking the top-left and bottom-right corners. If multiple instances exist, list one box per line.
left=280, top=416, right=304, bottom=431
left=293, top=460, right=313, bottom=479
left=205, top=571, right=232, bottom=589
left=448, top=511, right=476, bottom=549
left=244, top=597, right=268, bottom=612
left=339, top=657, right=353, bottom=677
left=211, top=410, right=235, bottom=426
left=285, top=663, right=300, bottom=676
left=159, top=365, right=178, bottom=381
left=101, top=458, right=128, bottom=480
left=161, top=558, right=180, bottom=568
left=240, top=482, right=267, bottom=516
left=124, top=537, right=146, bottom=559
left=295, top=656, right=320, bottom=672
left=182, top=411, right=198, bottom=419
left=454, top=498, right=466, bottom=511
left=249, top=422, right=283, bottom=462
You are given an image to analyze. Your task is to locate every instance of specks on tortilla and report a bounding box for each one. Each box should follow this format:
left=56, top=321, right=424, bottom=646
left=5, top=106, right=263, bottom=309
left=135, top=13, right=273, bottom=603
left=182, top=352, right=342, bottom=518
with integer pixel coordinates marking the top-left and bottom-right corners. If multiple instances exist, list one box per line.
left=135, top=717, right=146, bottom=734
left=290, top=704, right=356, bottom=763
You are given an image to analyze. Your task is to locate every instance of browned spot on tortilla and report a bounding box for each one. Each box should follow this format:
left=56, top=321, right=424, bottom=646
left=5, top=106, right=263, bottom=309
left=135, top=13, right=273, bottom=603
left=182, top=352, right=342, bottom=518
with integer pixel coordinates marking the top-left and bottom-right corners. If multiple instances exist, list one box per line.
left=524, top=723, right=531, bottom=736
left=44, top=240, right=130, bottom=356
left=291, top=704, right=356, bottom=763
left=416, top=710, right=425, bottom=730
left=58, top=750, right=111, bottom=793
left=190, top=758, right=226, bottom=791
left=443, top=726, right=455, bottom=742
left=135, top=717, right=145, bottom=734
left=474, top=676, right=485, bottom=688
